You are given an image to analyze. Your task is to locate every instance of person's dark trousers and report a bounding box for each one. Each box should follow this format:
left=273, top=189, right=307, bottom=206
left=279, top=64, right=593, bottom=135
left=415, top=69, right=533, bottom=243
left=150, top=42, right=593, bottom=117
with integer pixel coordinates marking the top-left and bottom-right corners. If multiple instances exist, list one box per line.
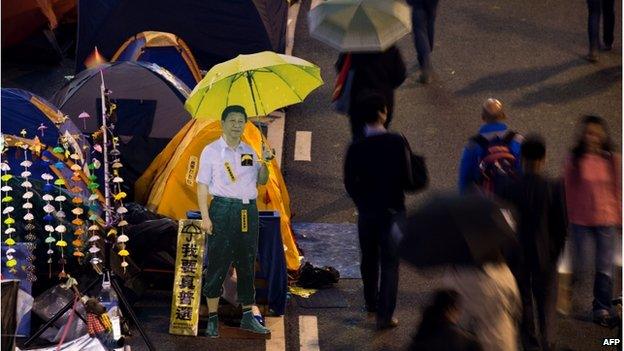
left=518, top=263, right=558, bottom=351
left=357, top=211, right=399, bottom=322
left=410, top=0, right=439, bottom=72
left=202, top=197, right=259, bottom=305
left=587, top=0, right=616, bottom=52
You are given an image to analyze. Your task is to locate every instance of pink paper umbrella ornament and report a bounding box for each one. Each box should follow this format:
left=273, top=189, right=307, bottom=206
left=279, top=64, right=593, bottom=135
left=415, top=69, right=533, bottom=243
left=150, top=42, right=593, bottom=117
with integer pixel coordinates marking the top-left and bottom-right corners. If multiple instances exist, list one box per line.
left=37, top=123, right=48, bottom=137
left=78, top=112, right=91, bottom=130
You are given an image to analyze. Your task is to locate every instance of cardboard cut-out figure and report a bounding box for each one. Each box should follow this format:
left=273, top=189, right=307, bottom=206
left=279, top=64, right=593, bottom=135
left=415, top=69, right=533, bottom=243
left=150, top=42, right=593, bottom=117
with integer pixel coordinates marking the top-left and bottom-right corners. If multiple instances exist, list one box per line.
left=196, top=105, right=273, bottom=337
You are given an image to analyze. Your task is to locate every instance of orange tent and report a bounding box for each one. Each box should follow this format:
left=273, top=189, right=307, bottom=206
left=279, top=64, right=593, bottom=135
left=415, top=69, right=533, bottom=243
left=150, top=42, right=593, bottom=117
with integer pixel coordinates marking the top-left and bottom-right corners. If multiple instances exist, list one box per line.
left=2, top=0, right=76, bottom=47
left=135, top=120, right=301, bottom=271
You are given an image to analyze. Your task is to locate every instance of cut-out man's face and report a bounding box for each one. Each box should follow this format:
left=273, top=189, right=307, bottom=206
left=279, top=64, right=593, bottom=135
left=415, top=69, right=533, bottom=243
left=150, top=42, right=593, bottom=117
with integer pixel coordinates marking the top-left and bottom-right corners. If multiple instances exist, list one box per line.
left=222, top=112, right=246, bottom=140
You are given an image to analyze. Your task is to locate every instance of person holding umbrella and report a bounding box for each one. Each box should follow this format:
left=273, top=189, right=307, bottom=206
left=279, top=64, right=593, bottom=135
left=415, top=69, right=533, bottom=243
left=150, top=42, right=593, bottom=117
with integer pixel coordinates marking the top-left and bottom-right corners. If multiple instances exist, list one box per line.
left=309, top=0, right=409, bottom=140
left=196, top=105, right=274, bottom=337
left=336, top=46, right=406, bottom=140
left=395, top=194, right=521, bottom=351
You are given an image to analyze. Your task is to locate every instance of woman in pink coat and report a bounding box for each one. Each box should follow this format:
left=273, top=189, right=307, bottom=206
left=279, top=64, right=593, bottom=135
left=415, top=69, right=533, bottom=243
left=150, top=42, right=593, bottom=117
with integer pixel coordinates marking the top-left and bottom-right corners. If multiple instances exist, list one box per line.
left=564, top=115, right=621, bottom=327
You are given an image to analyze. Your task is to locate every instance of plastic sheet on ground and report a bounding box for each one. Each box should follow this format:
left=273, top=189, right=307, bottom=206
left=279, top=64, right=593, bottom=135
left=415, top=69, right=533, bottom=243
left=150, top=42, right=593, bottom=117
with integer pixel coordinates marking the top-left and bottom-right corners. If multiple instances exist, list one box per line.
left=289, top=286, right=317, bottom=298
left=16, top=334, right=106, bottom=351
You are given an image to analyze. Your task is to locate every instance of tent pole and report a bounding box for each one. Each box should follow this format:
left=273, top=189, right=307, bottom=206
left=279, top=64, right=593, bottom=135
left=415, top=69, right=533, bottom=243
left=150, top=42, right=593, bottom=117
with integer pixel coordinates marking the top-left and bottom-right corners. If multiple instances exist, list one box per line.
left=99, top=70, right=112, bottom=226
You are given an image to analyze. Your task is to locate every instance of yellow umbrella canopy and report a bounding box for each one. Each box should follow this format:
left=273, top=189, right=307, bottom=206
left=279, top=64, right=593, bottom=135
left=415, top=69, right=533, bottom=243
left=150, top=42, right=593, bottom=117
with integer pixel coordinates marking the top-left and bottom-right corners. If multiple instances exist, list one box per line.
left=185, top=51, right=323, bottom=119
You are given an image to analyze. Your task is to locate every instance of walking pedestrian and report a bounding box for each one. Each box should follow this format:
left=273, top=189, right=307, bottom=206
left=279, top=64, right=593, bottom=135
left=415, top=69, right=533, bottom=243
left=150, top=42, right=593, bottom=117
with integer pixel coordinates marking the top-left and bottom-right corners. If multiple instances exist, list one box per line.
left=496, top=135, right=568, bottom=351
left=408, top=290, right=483, bottom=351
left=344, top=92, right=423, bottom=329
left=563, top=115, right=621, bottom=327
left=335, top=45, right=406, bottom=140
left=585, top=0, right=616, bottom=62
left=407, top=0, right=440, bottom=83
left=458, top=98, right=523, bottom=194
left=196, top=105, right=274, bottom=337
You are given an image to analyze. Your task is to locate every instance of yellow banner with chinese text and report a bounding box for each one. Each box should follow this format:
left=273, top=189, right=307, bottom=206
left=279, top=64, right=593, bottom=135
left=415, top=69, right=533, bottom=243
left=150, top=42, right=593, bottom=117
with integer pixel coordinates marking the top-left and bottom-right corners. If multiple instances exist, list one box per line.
left=169, top=219, right=206, bottom=336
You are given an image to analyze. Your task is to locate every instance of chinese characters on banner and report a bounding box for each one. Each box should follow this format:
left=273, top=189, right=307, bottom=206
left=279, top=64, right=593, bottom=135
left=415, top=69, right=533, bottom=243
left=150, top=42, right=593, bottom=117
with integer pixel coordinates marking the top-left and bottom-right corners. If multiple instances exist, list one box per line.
left=169, top=220, right=205, bottom=336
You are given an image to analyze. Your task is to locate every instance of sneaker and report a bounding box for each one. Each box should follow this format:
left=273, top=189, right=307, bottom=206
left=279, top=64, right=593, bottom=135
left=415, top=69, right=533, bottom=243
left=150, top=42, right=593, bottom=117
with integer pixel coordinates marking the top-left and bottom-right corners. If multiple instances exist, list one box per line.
left=204, top=314, right=219, bottom=338
left=240, top=311, right=271, bottom=334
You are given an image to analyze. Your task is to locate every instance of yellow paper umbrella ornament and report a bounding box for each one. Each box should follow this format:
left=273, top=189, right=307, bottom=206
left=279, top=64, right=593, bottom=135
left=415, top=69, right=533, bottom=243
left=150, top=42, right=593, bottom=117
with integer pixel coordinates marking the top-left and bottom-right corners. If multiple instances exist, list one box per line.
left=1, top=152, right=17, bottom=274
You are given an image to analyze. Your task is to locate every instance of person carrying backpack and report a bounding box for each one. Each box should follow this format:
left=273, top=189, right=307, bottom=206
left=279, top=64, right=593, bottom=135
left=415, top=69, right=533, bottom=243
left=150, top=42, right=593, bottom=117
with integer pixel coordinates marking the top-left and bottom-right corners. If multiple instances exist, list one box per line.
left=458, top=98, right=523, bottom=194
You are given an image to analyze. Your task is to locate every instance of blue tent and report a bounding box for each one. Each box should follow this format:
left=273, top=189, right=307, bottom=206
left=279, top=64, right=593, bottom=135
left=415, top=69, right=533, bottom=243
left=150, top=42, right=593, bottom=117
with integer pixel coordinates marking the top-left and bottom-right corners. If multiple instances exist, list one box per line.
left=75, top=0, right=288, bottom=72
left=112, top=31, right=202, bottom=89
left=1, top=88, right=90, bottom=178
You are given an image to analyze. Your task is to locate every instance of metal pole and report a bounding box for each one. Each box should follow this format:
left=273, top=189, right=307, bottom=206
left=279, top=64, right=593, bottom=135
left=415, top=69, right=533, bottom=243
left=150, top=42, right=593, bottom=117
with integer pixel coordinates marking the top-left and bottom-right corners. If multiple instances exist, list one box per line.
left=23, top=278, right=100, bottom=347
left=99, top=70, right=111, bottom=226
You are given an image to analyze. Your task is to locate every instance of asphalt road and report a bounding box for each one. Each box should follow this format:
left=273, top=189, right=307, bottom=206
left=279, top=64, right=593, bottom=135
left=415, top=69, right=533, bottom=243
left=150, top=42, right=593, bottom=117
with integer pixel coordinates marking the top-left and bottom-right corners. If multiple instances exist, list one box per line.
left=282, top=0, right=622, bottom=224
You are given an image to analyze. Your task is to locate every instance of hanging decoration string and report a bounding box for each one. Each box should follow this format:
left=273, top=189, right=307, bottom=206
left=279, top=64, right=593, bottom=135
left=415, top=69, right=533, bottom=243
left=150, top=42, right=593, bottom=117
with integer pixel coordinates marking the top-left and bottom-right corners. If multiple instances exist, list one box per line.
left=1, top=135, right=17, bottom=274
left=18, top=131, right=37, bottom=282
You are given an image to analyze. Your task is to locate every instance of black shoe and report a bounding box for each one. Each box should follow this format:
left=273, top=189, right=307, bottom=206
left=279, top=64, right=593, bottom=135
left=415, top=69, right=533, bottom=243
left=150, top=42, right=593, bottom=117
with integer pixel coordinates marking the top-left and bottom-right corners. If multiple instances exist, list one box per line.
left=116, top=337, right=125, bottom=347
left=419, top=72, right=432, bottom=84
left=376, top=317, right=399, bottom=330
left=585, top=52, right=599, bottom=63
left=593, top=311, right=619, bottom=328
left=602, top=44, right=613, bottom=51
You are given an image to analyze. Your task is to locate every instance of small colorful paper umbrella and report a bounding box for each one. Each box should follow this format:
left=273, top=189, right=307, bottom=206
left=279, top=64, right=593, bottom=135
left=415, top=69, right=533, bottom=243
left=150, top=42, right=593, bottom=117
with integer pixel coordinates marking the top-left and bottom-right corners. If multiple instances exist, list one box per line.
left=37, top=123, right=48, bottom=137
left=78, top=112, right=91, bottom=130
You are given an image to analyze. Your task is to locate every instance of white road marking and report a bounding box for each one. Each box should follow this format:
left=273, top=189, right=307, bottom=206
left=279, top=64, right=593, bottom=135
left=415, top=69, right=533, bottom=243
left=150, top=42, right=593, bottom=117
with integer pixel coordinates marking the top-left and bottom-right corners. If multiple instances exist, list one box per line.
left=265, top=316, right=286, bottom=351
left=294, top=131, right=312, bottom=161
left=299, top=316, right=320, bottom=351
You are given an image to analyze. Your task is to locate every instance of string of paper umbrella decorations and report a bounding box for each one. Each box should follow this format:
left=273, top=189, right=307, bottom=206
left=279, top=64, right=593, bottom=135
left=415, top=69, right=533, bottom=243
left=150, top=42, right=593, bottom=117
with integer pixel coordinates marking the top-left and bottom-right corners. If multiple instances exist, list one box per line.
left=0, top=103, right=131, bottom=280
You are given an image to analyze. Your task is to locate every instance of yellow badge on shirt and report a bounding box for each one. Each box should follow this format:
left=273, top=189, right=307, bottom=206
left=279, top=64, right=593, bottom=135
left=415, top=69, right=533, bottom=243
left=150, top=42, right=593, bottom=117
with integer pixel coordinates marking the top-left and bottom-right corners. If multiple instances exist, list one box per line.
left=224, top=162, right=236, bottom=183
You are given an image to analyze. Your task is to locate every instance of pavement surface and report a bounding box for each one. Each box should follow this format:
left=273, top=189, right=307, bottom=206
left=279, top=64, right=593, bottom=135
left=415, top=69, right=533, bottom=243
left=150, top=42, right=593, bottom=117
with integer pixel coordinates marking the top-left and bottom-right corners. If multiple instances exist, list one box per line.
left=3, top=0, right=623, bottom=350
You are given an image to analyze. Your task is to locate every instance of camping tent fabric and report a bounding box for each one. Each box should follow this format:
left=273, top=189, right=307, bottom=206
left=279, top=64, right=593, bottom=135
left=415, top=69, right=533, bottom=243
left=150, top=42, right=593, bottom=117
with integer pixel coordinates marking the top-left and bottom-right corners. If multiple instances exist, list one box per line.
left=111, top=31, right=202, bottom=89
left=1, top=88, right=91, bottom=178
left=51, top=61, right=192, bottom=195
left=2, top=0, right=76, bottom=47
left=134, top=120, right=300, bottom=271
left=75, top=0, right=288, bottom=72
left=51, top=61, right=190, bottom=137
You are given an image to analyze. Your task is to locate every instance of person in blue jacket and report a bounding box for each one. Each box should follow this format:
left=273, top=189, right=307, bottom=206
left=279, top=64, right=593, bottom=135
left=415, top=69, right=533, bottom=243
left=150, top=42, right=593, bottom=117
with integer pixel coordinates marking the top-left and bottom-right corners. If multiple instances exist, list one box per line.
left=458, top=98, right=523, bottom=193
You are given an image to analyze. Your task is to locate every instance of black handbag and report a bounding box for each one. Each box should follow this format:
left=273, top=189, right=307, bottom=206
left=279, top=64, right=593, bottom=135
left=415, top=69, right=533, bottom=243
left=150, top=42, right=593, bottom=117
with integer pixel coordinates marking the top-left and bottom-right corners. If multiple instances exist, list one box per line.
left=401, top=135, right=428, bottom=192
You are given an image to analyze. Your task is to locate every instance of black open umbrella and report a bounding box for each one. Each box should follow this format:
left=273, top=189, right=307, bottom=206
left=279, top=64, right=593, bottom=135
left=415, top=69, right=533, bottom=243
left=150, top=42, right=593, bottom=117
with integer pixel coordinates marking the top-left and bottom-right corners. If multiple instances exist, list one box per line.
left=395, top=194, right=518, bottom=267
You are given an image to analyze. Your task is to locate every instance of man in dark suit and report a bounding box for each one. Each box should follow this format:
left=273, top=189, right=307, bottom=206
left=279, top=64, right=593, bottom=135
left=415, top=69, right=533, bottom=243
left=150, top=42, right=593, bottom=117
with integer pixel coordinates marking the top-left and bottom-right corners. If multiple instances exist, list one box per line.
left=495, top=136, right=567, bottom=351
left=407, top=0, right=440, bottom=83
left=336, top=45, right=406, bottom=140
left=344, top=92, right=414, bottom=330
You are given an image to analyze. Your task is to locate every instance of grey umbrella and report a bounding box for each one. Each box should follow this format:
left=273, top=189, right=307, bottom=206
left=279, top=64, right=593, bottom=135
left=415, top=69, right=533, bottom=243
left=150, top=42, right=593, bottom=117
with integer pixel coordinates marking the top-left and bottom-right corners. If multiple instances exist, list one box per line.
left=308, top=0, right=412, bottom=53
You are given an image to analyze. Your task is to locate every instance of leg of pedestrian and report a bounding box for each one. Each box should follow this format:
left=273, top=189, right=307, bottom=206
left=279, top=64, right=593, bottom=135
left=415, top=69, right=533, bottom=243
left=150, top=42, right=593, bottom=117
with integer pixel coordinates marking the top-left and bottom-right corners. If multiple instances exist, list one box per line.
left=376, top=215, right=399, bottom=329
left=592, top=226, right=617, bottom=326
left=585, top=0, right=601, bottom=61
left=601, top=0, right=616, bottom=50
left=411, top=2, right=433, bottom=82
left=358, top=216, right=381, bottom=314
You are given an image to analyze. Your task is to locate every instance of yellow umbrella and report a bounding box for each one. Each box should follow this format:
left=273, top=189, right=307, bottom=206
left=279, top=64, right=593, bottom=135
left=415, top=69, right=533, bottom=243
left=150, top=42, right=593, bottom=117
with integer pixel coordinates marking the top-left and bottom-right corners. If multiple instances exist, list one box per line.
left=185, top=51, right=323, bottom=119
